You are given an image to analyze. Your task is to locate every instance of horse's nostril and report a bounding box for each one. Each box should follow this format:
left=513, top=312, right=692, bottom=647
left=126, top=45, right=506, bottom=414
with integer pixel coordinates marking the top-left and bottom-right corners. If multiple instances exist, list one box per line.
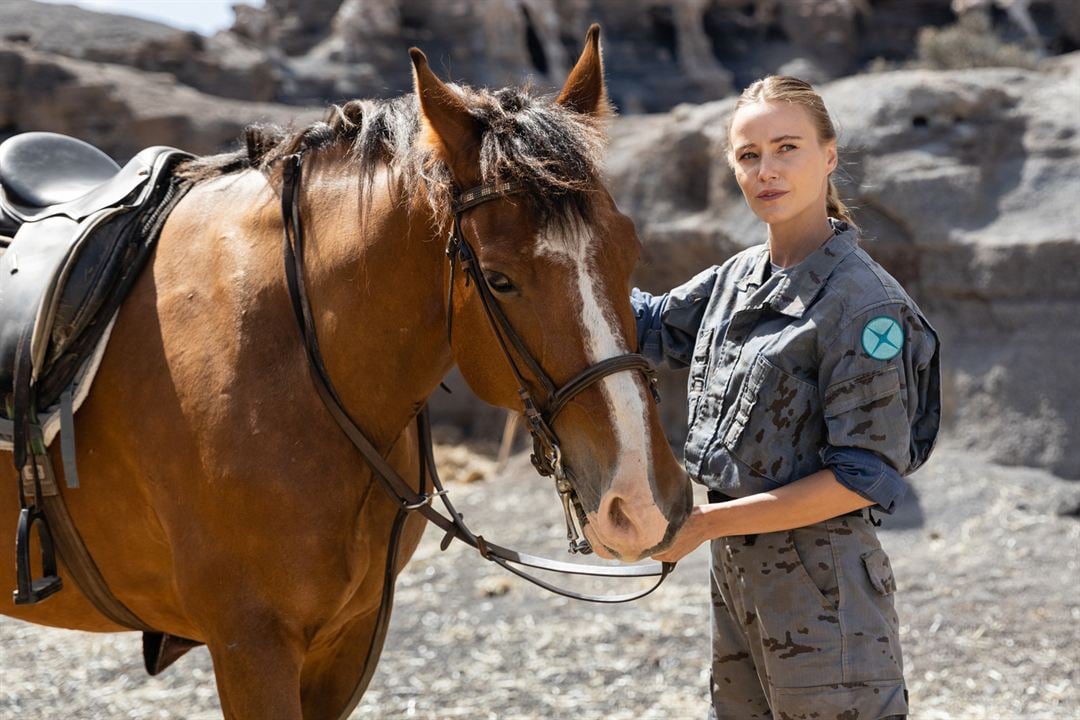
left=607, top=496, right=631, bottom=531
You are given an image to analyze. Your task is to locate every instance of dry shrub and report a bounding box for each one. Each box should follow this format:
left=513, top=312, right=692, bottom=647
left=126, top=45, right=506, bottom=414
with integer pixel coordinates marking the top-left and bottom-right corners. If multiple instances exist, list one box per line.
left=915, top=12, right=1040, bottom=70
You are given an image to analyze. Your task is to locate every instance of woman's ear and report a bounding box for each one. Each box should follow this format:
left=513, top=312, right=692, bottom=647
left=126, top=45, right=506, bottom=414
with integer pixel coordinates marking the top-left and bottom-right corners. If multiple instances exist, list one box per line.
left=825, top=139, right=838, bottom=175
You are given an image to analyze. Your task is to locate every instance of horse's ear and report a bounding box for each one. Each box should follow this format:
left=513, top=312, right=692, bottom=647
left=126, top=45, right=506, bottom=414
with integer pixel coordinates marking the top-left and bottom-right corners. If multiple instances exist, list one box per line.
left=410, top=48, right=482, bottom=187
left=557, top=24, right=609, bottom=117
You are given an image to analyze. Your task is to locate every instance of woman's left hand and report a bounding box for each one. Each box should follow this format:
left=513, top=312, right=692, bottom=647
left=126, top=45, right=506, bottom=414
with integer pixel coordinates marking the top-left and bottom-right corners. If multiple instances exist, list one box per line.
left=651, top=506, right=710, bottom=563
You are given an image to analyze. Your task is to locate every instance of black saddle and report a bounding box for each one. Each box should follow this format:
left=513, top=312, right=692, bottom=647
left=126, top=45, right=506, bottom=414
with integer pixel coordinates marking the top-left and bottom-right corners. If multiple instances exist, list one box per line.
left=0, top=135, right=193, bottom=407
left=1, top=132, right=192, bottom=602
left=0, top=132, right=121, bottom=211
left=0, top=133, right=176, bottom=239
left=0, top=133, right=202, bottom=671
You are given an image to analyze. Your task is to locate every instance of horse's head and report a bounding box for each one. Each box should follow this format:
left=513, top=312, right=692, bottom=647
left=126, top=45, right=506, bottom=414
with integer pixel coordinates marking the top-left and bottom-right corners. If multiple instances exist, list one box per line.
left=410, top=26, right=691, bottom=561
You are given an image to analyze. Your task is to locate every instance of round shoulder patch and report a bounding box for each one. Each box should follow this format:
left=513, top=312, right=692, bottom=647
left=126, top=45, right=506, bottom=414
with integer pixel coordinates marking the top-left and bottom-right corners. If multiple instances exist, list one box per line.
left=861, top=316, right=904, bottom=360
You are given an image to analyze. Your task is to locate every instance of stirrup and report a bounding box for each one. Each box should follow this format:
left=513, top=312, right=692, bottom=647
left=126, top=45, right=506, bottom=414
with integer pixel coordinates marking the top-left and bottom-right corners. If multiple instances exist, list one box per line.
left=13, top=505, right=64, bottom=605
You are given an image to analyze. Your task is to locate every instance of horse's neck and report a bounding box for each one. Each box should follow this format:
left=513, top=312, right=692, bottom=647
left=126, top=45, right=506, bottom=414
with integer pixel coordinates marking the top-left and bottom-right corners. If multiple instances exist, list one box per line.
left=299, top=158, right=452, bottom=449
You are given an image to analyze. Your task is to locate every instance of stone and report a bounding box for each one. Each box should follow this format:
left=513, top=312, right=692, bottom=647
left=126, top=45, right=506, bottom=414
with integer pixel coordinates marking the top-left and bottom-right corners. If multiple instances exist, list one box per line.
left=0, top=0, right=279, bottom=102
left=0, top=43, right=321, bottom=160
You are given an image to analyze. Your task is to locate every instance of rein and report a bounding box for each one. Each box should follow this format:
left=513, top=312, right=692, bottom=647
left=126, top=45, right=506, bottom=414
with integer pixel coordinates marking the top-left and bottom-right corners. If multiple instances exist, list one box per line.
left=280, top=152, right=673, bottom=604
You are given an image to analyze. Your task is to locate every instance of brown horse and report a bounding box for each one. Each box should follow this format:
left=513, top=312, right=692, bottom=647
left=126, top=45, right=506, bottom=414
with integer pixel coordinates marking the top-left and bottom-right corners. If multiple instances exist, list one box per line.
left=0, top=27, right=691, bottom=719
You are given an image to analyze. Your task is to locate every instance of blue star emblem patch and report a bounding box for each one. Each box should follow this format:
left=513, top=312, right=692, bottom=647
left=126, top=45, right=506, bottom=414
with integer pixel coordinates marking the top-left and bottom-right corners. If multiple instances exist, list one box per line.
left=861, top=316, right=904, bottom=360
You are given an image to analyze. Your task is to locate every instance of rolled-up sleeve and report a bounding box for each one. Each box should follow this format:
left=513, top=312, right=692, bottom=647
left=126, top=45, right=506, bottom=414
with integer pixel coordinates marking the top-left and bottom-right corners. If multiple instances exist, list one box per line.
left=630, top=265, right=719, bottom=370
left=822, top=445, right=907, bottom=514
left=818, top=301, right=942, bottom=511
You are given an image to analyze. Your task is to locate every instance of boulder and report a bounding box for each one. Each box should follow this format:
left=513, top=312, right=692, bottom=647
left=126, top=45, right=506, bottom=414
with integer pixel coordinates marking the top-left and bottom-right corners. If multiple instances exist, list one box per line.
left=239, top=0, right=736, bottom=110
left=0, top=0, right=180, bottom=59
left=0, top=43, right=321, bottom=160
left=0, top=0, right=279, bottom=102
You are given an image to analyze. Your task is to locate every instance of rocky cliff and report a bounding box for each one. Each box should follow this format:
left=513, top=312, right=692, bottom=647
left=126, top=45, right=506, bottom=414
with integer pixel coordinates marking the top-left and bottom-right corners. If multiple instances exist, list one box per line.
left=1, top=0, right=1078, bottom=480
left=4, top=0, right=1078, bottom=113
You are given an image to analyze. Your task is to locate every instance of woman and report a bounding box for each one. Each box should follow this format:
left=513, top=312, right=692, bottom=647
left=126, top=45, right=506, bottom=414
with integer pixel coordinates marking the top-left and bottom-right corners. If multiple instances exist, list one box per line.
left=634, top=77, right=941, bottom=719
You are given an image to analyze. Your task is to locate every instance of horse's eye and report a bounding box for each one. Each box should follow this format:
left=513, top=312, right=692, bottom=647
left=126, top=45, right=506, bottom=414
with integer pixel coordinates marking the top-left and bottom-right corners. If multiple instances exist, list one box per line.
left=484, top=271, right=516, bottom=293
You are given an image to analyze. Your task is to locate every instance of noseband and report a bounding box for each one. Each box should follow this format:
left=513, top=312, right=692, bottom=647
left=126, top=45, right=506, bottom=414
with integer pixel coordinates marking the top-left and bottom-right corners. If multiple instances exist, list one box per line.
left=447, top=181, right=660, bottom=554
left=280, top=153, right=672, bottom=604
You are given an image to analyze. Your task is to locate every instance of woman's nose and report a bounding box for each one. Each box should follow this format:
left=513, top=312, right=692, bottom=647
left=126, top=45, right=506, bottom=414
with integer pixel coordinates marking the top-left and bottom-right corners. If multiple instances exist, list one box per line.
left=757, top=157, right=779, bottom=182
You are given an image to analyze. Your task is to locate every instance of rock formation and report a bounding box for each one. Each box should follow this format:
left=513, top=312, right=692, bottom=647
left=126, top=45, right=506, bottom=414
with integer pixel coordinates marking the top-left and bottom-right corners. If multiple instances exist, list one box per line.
left=0, top=1, right=277, bottom=101
left=607, top=52, right=1080, bottom=478
left=0, top=43, right=320, bottom=160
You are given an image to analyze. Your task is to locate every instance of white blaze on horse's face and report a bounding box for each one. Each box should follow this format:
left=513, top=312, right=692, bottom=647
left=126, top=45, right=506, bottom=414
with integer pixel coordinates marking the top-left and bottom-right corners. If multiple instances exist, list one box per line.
left=534, top=228, right=669, bottom=559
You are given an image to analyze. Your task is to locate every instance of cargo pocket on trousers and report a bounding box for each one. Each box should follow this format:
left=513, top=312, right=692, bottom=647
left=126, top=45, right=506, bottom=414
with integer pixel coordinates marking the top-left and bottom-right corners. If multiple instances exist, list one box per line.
left=861, top=547, right=897, bottom=596
left=789, top=523, right=840, bottom=611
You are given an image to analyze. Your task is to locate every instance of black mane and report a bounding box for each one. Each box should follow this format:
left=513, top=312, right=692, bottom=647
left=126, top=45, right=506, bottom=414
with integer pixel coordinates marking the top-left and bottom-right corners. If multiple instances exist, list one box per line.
left=177, top=83, right=608, bottom=228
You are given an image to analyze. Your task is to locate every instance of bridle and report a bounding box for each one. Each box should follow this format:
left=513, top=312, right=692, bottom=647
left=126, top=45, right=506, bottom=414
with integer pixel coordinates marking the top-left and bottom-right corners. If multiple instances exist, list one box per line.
left=279, top=152, right=674, bottom=606
left=447, top=180, right=661, bottom=554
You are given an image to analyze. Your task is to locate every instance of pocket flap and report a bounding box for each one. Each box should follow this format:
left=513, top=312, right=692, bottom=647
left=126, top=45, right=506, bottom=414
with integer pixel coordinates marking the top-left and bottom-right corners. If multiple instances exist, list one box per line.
left=824, top=365, right=901, bottom=417
left=861, top=548, right=897, bottom=596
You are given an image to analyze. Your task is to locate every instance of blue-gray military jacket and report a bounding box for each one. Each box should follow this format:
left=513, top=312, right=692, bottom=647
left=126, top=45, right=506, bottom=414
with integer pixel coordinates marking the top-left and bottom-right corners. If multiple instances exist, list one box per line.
left=632, top=219, right=941, bottom=512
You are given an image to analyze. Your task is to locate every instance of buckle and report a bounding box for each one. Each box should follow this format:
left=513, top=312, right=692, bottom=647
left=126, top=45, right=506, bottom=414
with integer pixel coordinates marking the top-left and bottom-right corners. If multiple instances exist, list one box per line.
left=401, top=489, right=447, bottom=511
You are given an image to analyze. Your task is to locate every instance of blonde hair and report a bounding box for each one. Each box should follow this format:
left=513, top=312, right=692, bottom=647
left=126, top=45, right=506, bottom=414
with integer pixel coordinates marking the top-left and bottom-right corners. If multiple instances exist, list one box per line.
left=725, top=76, right=857, bottom=229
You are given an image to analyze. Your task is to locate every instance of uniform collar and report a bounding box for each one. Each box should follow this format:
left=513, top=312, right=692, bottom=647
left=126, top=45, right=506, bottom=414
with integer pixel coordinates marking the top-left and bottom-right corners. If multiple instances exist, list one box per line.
left=735, top=245, right=773, bottom=293
left=736, top=218, right=859, bottom=317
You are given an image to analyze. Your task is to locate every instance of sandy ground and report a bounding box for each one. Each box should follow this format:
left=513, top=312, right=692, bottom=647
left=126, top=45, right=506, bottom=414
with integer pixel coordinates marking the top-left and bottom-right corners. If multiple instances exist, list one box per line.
left=1, top=442, right=1077, bottom=719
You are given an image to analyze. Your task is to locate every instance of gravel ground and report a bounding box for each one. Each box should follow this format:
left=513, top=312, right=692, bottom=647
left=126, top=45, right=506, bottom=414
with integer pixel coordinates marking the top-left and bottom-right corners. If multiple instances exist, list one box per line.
left=1, top=442, right=1077, bottom=719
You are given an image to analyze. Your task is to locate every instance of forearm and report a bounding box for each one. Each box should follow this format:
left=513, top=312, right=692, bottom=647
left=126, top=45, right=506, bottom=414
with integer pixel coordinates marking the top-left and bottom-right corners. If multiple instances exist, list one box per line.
left=693, top=469, right=873, bottom=541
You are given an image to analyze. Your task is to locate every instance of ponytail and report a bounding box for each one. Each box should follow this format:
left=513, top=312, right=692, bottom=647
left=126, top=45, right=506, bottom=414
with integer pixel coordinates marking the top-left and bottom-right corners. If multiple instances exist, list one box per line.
left=826, top=177, right=858, bottom=230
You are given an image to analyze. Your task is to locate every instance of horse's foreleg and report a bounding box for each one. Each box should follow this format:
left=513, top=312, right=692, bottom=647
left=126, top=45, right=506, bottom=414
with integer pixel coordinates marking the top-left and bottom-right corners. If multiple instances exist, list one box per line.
left=206, top=619, right=307, bottom=720
left=299, top=607, right=384, bottom=720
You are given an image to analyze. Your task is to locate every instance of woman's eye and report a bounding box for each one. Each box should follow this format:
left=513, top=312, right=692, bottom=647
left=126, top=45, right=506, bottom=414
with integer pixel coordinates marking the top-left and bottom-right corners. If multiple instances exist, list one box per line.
left=739, top=151, right=757, bottom=161
left=484, top=271, right=516, bottom=293
left=780, top=143, right=797, bottom=151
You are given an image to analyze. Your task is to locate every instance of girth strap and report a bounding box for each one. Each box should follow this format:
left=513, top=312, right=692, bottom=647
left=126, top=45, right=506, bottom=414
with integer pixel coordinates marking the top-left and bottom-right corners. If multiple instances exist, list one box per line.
left=40, top=489, right=154, bottom=631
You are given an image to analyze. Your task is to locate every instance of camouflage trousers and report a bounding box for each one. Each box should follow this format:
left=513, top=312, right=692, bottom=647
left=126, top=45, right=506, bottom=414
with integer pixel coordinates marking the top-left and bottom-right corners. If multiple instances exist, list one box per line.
left=706, top=511, right=909, bottom=719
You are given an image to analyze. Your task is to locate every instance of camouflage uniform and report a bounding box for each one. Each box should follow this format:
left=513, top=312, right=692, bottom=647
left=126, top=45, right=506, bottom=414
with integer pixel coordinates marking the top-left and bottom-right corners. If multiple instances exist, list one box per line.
left=632, top=219, right=941, bottom=719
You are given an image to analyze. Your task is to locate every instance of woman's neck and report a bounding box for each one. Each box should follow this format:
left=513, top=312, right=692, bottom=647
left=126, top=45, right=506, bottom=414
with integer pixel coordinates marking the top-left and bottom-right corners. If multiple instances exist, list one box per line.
left=767, top=207, right=834, bottom=269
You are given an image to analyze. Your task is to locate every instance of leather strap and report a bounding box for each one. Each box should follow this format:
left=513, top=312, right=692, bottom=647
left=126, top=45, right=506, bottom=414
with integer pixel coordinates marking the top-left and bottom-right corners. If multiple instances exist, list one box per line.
left=280, top=154, right=673, bottom=603
left=452, top=181, right=528, bottom=214
left=41, top=489, right=154, bottom=631
left=445, top=200, right=660, bottom=480
left=548, top=353, right=659, bottom=424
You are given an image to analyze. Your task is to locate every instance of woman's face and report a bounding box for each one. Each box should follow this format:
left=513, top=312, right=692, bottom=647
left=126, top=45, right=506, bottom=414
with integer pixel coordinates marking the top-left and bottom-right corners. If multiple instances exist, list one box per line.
left=728, top=100, right=837, bottom=227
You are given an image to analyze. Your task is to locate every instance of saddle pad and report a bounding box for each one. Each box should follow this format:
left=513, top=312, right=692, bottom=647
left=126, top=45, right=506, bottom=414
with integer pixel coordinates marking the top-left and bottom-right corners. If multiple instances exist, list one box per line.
left=0, top=310, right=117, bottom=451
left=1, top=148, right=191, bottom=462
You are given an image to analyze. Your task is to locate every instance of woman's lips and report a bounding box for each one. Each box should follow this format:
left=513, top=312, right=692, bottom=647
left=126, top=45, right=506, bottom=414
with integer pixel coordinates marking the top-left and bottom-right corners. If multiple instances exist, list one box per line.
left=757, top=190, right=788, bottom=201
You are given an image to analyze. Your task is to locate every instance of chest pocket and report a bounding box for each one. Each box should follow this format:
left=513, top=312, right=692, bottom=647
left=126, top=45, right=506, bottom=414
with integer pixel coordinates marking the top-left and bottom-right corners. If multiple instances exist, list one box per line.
left=721, top=353, right=823, bottom=483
